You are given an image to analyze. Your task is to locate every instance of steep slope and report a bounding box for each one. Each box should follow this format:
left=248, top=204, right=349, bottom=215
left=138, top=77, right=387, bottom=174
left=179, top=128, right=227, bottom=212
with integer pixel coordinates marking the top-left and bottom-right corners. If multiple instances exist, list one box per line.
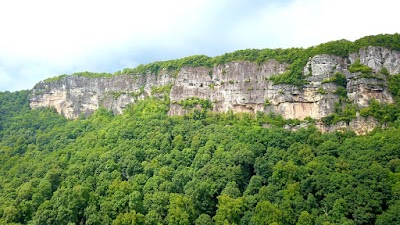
left=30, top=46, right=400, bottom=124
left=3, top=91, right=400, bottom=225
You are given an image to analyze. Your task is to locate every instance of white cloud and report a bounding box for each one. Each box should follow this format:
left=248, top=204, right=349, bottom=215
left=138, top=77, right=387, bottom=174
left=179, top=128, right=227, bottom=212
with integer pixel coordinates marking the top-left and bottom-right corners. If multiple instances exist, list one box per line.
left=0, top=0, right=223, bottom=58
left=230, top=0, right=400, bottom=48
left=0, top=0, right=398, bottom=91
left=0, top=0, right=228, bottom=90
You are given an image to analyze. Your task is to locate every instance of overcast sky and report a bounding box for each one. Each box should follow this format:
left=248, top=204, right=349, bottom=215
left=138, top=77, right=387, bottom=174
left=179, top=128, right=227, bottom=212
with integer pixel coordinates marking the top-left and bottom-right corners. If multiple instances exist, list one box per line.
left=0, top=0, right=399, bottom=91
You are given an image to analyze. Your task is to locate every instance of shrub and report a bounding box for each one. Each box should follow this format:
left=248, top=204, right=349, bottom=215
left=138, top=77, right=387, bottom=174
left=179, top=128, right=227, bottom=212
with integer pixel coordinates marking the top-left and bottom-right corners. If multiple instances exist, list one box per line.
left=264, top=99, right=271, bottom=107
left=317, top=87, right=327, bottom=95
left=334, top=87, right=347, bottom=99
left=349, top=59, right=373, bottom=74
left=332, top=72, right=347, bottom=87
left=178, top=97, right=213, bottom=110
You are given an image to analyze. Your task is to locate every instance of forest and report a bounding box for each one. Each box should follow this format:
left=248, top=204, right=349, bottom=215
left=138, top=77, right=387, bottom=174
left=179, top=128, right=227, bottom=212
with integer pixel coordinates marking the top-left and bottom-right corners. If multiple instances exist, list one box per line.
left=1, top=88, right=400, bottom=225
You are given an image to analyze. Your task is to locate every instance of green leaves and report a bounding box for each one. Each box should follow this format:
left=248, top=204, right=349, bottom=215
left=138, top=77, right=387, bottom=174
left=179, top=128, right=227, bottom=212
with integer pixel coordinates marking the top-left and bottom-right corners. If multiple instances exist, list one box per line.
left=349, top=59, right=373, bottom=74
left=40, top=33, right=400, bottom=90
left=251, top=200, right=282, bottom=225
left=213, top=194, right=247, bottom=225
left=178, top=97, right=213, bottom=110
left=1, top=91, right=400, bottom=224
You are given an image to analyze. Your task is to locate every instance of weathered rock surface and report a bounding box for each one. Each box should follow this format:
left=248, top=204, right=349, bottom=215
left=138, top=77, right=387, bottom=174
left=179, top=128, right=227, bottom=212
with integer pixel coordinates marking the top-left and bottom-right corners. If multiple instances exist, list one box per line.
left=30, top=46, right=400, bottom=133
left=316, top=116, right=380, bottom=135
left=30, top=74, right=174, bottom=119
left=347, top=78, right=393, bottom=107
left=349, top=46, right=400, bottom=74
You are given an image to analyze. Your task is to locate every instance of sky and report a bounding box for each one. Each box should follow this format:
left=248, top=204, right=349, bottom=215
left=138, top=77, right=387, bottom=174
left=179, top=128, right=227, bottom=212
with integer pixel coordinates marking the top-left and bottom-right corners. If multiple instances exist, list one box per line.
left=0, top=0, right=399, bottom=91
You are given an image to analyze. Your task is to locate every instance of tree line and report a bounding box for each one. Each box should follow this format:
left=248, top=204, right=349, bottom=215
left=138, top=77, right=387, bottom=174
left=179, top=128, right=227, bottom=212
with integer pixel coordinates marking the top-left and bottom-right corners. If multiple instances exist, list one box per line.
left=0, top=90, right=400, bottom=224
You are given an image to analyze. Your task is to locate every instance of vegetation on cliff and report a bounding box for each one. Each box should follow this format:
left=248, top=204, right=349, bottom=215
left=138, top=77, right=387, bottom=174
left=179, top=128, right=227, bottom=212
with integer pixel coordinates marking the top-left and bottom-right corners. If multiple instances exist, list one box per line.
left=46, top=33, right=400, bottom=86
left=320, top=72, right=400, bottom=126
left=1, top=90, right=400, bottom=225
left=43, top=72, right=113, bottom=83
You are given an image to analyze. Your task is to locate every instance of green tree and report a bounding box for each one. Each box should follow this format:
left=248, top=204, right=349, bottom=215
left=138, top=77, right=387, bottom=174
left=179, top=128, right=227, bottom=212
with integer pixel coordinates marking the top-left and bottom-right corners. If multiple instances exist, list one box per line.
left=166, top=194, right=195, bottom=225
left=250, top=200, right=282, bottom=225
left=296, top=211, right=314, bottom=225
left=112, top=211, right=145, bottom=225
left=195, top=214, right=213, bottom=225
left=376, top=200, right=400, bottom=225
left=213, top=194, right=246, bottom=225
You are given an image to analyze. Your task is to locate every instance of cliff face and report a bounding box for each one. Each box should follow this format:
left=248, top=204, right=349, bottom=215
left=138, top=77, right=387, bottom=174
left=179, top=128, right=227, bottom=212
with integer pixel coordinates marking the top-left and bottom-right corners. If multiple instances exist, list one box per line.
left=169, top=58, right=340, bottom=120
left=30, top=46, right=400, bottom=131
left=30, top=73, right=174, bottom=118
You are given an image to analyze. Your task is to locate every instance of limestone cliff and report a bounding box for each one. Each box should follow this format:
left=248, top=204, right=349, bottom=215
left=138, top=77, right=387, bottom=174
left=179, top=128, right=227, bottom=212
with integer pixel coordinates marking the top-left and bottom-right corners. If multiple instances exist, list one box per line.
left=30, top=46, right=400, bottom=133
left=30, top=73, right=174, bottom=118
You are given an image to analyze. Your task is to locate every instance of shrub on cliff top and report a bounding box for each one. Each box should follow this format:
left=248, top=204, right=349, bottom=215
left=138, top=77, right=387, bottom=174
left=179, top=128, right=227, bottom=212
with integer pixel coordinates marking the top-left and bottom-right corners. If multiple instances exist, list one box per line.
left=45, top=33, right=400, bottom=87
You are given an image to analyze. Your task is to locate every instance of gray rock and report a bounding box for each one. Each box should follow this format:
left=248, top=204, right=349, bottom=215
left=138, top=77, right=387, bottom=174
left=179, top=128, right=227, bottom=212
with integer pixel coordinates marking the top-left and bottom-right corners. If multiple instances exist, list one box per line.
left=30, top=74, right=175, bottom=119
left=30, top=46, right=400, bottom=133
left=317, top=116, right=379, bottom=135
left=347, top=78, right=393, bottom=107
left=349, top=46, right=400, bottom=74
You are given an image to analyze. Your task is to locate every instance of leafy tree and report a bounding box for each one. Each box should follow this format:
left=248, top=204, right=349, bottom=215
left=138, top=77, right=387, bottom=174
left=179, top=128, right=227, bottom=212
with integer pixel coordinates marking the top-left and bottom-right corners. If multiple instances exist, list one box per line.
left=166, top=193, right=195, bottom=225
left=376, top=200, right=400, bottom=225
left=213, top=194, right=246, bottom=225
left=296, top=211, right=314, bottom=225
left=195, top=214, right=213, bottom=225
left=1, top=88, right=400, bottom=224
left=251, top=200, right=282, bottom=225
left=112, top=211, right=145, bottom=225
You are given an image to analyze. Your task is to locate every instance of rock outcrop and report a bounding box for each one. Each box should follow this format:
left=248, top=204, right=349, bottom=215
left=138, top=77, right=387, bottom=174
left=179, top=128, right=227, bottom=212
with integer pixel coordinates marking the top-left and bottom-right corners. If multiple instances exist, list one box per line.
left=30, top=46, right=400, bottom=133
left=316, top=116, right=381, bottom=135
left=30, top=73, right=174, bottom=118
left=349, top=46, right=400, bottom=74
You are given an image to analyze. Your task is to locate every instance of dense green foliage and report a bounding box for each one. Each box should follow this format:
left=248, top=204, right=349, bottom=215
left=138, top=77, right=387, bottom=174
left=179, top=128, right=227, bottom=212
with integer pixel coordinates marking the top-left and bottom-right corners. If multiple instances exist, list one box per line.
left=115, top=55, right=213, bottom=75
left=44, top=72, right=113, bottom=83
left=45, top=34, right=399, bottom=86
left=388, top=73, right=400, bottom=102
left=322, top=72, right=347, bottom=87
left=321, top=103, right=358, bottom=126
left=43, top=74, right=69, bottom=83
left=177, top=97, right=213, bottom=110
left=321, top=72, right=400, bottom=126
left=114, top=33, right=399, bottom=86
left=150, top=84, right=174, bottom=95
left=71, top=71, right=113, bottom=78
left=348, top=59, right=373, bottom=74
left=347, top=59, right=382, bottom=79
left=352, top=33, right=400, bottom=52
left=1, top=91, right=400, bottom=225
left=357, top=73, right=400, bottom=124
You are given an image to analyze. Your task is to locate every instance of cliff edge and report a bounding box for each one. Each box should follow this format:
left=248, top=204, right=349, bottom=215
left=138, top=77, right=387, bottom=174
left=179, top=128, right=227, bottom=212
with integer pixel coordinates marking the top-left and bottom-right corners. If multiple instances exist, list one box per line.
left=30, top=46, right=400, bottom=134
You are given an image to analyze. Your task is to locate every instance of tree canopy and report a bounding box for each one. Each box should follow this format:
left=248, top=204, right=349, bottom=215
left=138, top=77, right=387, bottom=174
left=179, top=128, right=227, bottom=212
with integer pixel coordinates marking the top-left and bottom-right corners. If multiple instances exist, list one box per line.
left=49, top=33, right=400, bottom=86
left=1, top=89, right=400, bottom=224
